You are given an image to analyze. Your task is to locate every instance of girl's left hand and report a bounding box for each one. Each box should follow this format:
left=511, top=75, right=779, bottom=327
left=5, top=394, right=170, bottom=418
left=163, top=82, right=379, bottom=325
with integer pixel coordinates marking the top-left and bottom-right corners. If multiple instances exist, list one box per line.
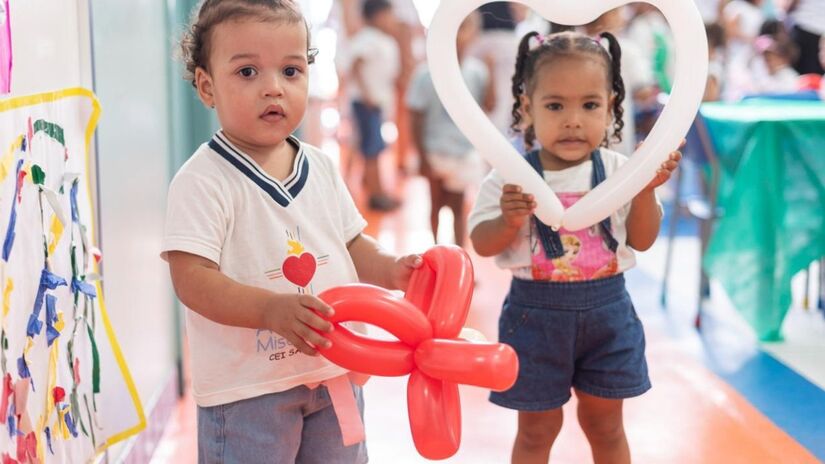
left=391, top=254, right=424, bottom=291
left=644, top=150, right=682, bottom=192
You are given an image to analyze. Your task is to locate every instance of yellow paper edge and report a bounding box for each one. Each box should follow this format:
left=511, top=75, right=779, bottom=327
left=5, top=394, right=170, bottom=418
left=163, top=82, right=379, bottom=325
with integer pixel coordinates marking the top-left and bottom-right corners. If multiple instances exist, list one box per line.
left=0, top=87, right=147, bottom=459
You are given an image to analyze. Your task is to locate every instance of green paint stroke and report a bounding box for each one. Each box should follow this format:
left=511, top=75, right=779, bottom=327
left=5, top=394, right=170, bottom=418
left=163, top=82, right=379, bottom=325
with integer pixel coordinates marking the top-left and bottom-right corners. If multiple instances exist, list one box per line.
left=33, top=120, right=66, bottom=146
left=31, top=165, right=46, bottom=185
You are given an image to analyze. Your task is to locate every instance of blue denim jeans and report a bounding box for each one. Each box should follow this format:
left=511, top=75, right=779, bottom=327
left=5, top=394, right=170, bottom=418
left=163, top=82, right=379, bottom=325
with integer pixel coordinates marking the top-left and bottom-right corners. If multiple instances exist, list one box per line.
left=198, top=384, right=368, bottom=463
left=490, top=274, right=651, bottom=411
left=351, top=101, right=385, bottom=159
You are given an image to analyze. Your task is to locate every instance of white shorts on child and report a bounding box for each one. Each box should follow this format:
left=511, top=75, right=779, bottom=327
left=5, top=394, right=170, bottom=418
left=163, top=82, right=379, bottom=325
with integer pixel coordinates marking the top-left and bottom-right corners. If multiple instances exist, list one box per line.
left=426, top=151, right=487, bottom=193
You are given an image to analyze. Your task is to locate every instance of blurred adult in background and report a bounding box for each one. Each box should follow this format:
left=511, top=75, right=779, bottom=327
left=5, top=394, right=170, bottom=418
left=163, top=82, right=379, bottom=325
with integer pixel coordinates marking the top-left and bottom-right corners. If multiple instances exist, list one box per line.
left=704, top=22, right=727, bottom=101
left=753, top=33, right=801, bottom=92
left=332, top=0, right=423, bottom=191
left=346, top=0, right=402, bottom=211
left=695, top=0, right=724, bottom=24
left=583, top=7, right=657, bottom=154
left=471, top=2, right=528, bottom=135
left=786, top=0, right=825, bottom=75
left=819, top=35, right=825, bottom=98
left=407, top=12, right=493, bottom=247
left=626, top=3, right=676, bottom=93
left=722, top=0, right=766, bottom=99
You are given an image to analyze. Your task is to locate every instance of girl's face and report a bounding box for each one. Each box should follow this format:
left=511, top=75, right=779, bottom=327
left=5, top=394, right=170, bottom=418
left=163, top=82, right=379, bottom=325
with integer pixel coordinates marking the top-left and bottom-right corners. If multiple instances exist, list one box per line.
left=195, top=19, right=309, bottom=158
left=521, top=56, right=613, bottom=169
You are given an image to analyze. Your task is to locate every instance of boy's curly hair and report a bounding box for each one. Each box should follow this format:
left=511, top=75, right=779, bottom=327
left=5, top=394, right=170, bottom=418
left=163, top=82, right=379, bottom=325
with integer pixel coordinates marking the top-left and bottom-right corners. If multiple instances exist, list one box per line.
left=179, top=0, right=311, bottom=87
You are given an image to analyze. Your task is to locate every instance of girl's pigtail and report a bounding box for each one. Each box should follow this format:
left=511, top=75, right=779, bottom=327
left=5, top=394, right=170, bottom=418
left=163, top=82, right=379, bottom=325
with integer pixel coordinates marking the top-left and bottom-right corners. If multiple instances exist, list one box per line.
left=511, top=31, right=539, bottom=149
left=600, top=32, right=625, bottom=144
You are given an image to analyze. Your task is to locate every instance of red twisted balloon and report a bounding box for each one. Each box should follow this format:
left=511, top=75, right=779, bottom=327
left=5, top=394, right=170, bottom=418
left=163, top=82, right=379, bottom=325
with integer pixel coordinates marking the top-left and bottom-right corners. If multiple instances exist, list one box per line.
left=318, top=245, right=519, bottom=460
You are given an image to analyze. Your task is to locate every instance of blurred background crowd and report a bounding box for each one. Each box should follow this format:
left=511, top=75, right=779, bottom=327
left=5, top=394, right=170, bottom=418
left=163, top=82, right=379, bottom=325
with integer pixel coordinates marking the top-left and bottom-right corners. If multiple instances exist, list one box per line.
left=297, top=0, right=824, bottom=221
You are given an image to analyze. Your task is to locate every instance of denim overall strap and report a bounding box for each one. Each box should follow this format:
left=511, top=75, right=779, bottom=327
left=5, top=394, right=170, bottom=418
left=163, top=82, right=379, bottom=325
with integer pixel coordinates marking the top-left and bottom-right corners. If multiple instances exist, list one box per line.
left=526, top=149, right=618, bottom=259
left=526, top=150, right=565, bottom=258
left=590, top=150, right=619, bottom=253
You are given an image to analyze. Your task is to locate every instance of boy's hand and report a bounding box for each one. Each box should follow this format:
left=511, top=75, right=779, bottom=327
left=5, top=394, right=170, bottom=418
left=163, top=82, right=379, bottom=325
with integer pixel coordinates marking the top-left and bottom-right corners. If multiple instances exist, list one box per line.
left=500, top=184, right=536, bottom=230
left=263, top=293, right=336, bottom=356
left=391, top=254, right=424, bottom=292
left=643, top=150, right=682, bottom=192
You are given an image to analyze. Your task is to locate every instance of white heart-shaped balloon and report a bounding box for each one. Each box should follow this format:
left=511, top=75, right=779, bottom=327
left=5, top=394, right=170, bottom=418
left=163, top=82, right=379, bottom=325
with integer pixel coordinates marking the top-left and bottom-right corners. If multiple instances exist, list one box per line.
left=427, top=0, right=708, bottom=231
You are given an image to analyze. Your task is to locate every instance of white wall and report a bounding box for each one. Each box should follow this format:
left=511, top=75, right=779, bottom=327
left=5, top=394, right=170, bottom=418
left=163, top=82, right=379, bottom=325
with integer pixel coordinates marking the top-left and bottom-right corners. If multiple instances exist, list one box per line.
left=5, top=0, right=179, bottom=458
left=7, top=1, right=93, bottom=94
left=89, top=0, right=178, bottom=417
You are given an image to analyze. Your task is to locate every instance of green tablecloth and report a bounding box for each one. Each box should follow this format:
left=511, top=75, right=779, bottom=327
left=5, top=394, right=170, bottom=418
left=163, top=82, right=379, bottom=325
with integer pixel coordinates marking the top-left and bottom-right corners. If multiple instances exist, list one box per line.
left=700, top=100, right=825, bottom=341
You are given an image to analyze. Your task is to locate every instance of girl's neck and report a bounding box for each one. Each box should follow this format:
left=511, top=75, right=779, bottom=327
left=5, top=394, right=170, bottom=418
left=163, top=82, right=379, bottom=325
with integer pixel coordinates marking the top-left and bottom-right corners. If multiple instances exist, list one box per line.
left=538, top=148, right=592, bottom=171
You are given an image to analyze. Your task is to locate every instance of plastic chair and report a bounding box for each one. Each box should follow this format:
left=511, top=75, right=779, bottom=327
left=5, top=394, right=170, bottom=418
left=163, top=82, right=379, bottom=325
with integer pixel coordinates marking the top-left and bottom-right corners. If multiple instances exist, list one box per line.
left=660, top=113, right=722, bottom=329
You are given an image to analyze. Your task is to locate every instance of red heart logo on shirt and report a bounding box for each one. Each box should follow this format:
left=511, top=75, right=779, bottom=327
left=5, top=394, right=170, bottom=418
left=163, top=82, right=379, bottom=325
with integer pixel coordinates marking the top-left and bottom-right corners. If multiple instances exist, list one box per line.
left=282, top=253, right=317, bottom=288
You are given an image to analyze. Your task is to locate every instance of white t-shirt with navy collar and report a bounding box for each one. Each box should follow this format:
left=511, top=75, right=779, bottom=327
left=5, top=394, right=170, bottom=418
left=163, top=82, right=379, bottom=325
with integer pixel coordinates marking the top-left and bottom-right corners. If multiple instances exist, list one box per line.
left=162, top=132, right=367, bottom=407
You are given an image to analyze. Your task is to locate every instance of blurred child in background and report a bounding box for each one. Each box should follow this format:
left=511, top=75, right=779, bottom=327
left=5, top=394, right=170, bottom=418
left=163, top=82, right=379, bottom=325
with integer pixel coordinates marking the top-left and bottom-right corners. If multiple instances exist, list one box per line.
left=407, top=11, right=494, bottom=246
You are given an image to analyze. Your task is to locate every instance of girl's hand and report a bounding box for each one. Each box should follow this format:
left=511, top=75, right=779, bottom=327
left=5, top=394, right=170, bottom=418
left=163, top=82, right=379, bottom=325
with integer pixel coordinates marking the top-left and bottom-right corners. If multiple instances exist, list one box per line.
left=391, top=254, right=424, bottom=291
left=500, top=184, right=536, bottom=230
left=643, top=150, right=682, bottom=192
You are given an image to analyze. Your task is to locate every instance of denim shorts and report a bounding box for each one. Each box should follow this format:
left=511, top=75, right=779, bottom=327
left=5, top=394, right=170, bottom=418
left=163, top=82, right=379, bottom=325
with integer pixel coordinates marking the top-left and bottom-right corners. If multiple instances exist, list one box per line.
left=198, top=384, right=368, bottom=463
left=351, top=101, right=385, bottom=159
left=490, top=274, right=651, bottom=411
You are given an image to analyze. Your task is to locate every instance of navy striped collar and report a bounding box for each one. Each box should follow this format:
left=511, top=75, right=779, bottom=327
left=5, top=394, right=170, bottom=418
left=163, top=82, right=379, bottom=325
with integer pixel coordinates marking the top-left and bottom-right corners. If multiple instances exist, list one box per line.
left=208, top=132, right=310, bottom=207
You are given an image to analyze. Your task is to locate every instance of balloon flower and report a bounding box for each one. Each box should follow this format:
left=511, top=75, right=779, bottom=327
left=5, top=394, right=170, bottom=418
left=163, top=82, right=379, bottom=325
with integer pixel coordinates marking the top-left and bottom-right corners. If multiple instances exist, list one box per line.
left=317, top=246, right=518, bottom=460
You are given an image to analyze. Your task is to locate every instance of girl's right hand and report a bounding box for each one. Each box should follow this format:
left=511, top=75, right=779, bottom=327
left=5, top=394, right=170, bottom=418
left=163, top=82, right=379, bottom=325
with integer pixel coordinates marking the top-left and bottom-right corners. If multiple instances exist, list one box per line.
left=500, top=184, right=536, bottom=230
left=263, top=294, right=336, bottom=356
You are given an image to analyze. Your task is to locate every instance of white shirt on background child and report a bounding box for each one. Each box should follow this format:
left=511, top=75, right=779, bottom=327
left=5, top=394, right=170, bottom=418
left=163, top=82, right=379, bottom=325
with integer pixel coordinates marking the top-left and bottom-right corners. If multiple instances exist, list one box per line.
left=345, top=25, right=400, bottom=115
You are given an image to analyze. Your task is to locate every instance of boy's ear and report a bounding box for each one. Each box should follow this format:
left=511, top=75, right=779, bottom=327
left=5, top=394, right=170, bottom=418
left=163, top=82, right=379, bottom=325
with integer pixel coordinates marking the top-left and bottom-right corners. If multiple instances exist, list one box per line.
left=519, top=94, right=533, bottom=127
left=195, top=67, right=215, bottom=109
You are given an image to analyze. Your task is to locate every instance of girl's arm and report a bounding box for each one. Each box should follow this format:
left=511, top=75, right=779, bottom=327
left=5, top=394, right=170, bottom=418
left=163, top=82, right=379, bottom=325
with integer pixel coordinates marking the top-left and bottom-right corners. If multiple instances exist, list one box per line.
left=470, top=184, right=535, bottom=257
left=626, top=151, right=682, bottom=250
left=167, top=251, right=334, bottom=355
left=625, top=190, right=662, bottom=251
left=470, top=216, right=523, bottom=257
left=347, top=233, right=422, bottom=291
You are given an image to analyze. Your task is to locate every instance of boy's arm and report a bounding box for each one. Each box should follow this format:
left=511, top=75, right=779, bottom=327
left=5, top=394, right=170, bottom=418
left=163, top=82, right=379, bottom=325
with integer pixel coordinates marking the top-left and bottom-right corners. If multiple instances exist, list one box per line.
left=167, top=251, right=334, bottom=355
left=347, top=234, right=421, bottom=291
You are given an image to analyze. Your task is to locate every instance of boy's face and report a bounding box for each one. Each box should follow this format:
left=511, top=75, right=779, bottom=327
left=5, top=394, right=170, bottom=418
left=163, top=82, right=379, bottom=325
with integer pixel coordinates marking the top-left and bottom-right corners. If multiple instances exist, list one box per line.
left=195, top=19, right=309, bottom=157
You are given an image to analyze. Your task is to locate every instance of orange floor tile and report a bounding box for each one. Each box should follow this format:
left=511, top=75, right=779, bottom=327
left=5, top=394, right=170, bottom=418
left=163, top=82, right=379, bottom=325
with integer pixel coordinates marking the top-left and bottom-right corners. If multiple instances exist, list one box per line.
left=152, top=153, right=819, bottom=464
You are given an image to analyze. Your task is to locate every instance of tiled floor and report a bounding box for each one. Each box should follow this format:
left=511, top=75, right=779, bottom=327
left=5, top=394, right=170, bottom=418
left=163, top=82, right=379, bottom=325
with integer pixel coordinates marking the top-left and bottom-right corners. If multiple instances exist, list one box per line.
left=148, top=145, right=825, bottom=463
